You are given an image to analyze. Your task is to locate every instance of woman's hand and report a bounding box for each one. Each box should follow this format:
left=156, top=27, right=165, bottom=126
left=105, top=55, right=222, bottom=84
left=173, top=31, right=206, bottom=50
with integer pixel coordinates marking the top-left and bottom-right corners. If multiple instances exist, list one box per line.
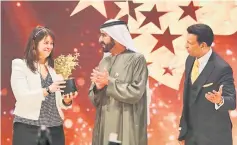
left=49, top=81, right=66, bottom=93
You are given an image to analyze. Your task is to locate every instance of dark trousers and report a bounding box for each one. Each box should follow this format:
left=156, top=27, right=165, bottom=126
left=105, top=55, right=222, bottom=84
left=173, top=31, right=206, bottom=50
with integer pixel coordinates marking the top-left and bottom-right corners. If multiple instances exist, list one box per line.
left=12, top=122, right=65, bottom=145
left=185, top=130, right=197, bottom=145
left=184, top=129, right=211, bottom=145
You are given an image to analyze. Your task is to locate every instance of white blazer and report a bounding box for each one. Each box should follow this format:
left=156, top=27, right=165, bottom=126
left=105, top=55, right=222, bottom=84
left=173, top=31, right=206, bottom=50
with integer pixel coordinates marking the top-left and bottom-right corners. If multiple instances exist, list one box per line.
left=11, top=59, right=71, bottom=120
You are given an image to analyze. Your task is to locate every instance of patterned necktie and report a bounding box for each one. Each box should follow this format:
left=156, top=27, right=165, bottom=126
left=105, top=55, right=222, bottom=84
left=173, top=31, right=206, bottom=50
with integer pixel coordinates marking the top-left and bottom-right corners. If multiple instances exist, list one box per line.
left=191, top=59, right=199, bottom=84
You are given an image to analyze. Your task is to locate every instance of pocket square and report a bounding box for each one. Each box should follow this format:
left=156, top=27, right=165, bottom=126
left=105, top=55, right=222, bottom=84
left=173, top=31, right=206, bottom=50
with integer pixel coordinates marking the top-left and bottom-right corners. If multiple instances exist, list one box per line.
left=203, top=83, right=213, bottom=87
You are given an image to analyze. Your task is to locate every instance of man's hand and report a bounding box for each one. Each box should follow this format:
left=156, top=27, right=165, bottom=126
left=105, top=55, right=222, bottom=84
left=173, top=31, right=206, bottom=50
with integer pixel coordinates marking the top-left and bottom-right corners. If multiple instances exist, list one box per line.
left=90, top=67, right=109, bottom=90
left=205, top=85, right=223, bottom=104
left=90, top=68, right=103, bottom=89
left=63, top=91, right=78, bottom=104
left=96, top=68, right=109, bottom=86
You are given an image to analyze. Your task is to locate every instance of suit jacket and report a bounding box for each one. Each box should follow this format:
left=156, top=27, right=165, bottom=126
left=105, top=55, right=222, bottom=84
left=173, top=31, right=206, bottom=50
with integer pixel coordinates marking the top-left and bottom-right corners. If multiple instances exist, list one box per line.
left=178, top=51, right=236, bottom=145
left=11, top=59, right=71, bottom=120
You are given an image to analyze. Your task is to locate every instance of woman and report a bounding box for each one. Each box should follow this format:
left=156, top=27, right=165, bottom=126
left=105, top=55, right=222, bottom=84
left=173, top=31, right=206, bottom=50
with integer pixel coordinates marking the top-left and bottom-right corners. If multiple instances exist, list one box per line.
left=11, top=26, right=77, bottom=145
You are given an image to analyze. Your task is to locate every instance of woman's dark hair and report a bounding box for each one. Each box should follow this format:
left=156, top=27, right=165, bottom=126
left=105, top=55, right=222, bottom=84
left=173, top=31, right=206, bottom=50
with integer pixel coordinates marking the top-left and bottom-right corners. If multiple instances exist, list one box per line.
left=24, top=26, right=55, bottom=73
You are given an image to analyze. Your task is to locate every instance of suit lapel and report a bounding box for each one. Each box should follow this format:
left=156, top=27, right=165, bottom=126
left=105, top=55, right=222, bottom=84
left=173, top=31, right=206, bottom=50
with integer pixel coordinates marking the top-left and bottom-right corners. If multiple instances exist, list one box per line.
left=189, top=52, right=216, bottom=105
left=183, top=56, right=195, bottom=102
left=186, top=57, right=195, bottom=82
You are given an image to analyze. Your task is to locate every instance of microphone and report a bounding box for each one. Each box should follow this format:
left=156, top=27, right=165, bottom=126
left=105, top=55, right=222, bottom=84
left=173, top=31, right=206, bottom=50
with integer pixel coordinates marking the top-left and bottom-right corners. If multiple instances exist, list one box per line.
left=108, top=133, right=121, bottom=145
left=36, top=125, right=52, bottom=145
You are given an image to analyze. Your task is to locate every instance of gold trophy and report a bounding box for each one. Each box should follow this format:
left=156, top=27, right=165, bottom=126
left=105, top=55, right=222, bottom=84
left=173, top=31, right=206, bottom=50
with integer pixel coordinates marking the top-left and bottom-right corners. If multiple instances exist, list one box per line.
left=54, top=52, right=79, bottom=95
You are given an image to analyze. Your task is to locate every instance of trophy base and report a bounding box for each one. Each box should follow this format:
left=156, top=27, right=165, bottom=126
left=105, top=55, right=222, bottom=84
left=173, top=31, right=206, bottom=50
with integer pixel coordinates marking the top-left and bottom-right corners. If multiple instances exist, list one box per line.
left=61, top=78, right=77, bottom=95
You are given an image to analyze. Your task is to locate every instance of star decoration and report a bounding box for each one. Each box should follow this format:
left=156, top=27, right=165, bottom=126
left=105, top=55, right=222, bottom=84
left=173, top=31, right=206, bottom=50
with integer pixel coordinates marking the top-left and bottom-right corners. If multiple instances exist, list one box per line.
left=179, top=1, right=201, bottom=21
left=3, top=1, right=237, bottom=145
left=163, top=67, right=174, bottom=76
left=140, top=5, right=168, bottom=29
left=104, top=1, right=121, bottom=19
left=70, top=0, right=107, bottom=17
left=151, top=27, right=181, bottom=54
left=127, top=1, right=143, bottom=20
left=114, top=1, right=143, bottom=22
left=119, top=14, right=129, bottom=23
left=131, top=33, right=141, bottom=39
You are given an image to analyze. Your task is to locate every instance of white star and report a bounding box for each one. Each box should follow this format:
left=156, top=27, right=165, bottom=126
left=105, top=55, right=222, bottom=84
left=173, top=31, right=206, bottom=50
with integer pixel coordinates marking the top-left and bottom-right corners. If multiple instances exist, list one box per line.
left=70, top=0, right=107, bottom=17
left=114, top=2, right=129, bottom=19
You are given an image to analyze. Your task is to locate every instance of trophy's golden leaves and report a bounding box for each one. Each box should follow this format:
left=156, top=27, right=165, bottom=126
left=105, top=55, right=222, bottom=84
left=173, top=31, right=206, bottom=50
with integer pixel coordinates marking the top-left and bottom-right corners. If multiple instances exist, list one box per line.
left=54, top=52, right=80, bottom=79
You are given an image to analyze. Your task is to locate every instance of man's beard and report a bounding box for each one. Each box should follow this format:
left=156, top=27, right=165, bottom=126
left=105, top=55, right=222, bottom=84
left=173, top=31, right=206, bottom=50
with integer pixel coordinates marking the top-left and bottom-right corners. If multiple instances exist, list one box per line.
left=100, top=39, right=115, bottom=53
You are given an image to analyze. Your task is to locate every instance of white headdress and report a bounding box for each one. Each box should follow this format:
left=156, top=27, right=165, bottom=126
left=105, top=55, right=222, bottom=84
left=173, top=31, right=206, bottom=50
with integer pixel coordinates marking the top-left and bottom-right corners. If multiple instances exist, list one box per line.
left=100, top=19, right=137, bottom=52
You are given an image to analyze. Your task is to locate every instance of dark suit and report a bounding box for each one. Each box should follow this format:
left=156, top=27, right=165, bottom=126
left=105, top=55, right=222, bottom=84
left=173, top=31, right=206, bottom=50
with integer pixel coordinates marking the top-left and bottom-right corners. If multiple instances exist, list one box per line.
left=178, top=51, right=236, bottom=145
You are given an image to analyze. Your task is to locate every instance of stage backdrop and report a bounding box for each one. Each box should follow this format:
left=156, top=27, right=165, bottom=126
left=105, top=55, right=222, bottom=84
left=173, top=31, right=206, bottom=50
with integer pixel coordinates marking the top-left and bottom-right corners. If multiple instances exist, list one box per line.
left=1, top=1, right=237, bottom=145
